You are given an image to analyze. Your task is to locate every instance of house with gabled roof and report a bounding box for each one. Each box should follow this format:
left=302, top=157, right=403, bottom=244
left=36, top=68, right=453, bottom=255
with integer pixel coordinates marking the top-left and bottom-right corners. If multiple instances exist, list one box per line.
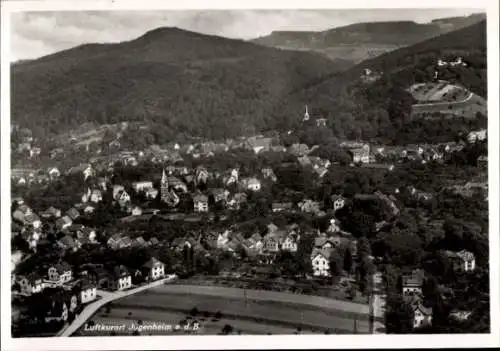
left=17, top=272, right=46, bottom=295
left=402, top=269, right=425, bottom=296
left=311, top=248, right=332, bottom=277
left=66, top=207, right=80, bottom=221
left=58, top=235, right=81, bottom=252
left=261, top=167, right=277, bottom=182
left=55, top=216, right=73, bottom=231
left=40, top=206, right=62, bottom=219
left=272, top=202, right=293, bottom=213
left=412, top=302, right=433, bottom=329
left=193, top=193, right=209, bottom=213
left=47, top=262, right=73, bottom=285
left=141, top=257, right=165, bottom=281
left=445, top=250, right=476, bottom=272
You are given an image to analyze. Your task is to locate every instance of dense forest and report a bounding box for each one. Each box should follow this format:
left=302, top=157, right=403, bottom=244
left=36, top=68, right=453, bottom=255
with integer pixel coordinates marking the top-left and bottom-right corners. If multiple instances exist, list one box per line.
left=11, top=21, right=486, bottom=144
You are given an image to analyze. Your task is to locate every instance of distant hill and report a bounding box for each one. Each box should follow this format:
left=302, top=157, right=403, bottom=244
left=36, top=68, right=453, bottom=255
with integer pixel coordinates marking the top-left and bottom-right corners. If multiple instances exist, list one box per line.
left=250, top=13, right=486, bottom=65
left=271, top=20, right=487, bottom=143
left=11, top=27, right=347, bottom=141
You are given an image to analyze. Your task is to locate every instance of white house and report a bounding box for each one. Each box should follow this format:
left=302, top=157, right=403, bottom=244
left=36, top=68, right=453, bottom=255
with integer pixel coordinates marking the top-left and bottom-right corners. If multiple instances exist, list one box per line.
left=245, top=178, right=261, bottom=191
left=48, top=167, right=61, bottom=179
left=132, top=181, right=153, bottom=193
left=145, top=187, right=159, bottom=199
left=47, top=262, right=73, bottom=285
left=413, top=303, right=433, bottom=329
left=79, top=282, right=97, bottom=304
left=83, top=165, right=94, bottom=180
left=311, top=249, right=331, bottom=277
left=281, top=235, right=298, bottom=252
left=467, top=129, right=487, bottom=143
left=447, top=250, right=476, bottom=272
left=331, top=195, right=346, bottom=211
left=142, top=257, right=165, bottom=281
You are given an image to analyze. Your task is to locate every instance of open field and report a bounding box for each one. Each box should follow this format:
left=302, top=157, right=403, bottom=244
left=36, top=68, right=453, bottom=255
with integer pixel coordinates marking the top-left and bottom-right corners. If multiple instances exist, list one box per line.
left=409, top=82, right=469, bottom=102
left=411, top=92, right=486, bottom=118
left=75, top=285, right=370, bottom=336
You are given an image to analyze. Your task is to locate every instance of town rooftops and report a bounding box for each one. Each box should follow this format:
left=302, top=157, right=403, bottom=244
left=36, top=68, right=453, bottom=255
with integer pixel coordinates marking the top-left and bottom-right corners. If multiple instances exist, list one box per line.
left=403, top=269, right=425, bottom=287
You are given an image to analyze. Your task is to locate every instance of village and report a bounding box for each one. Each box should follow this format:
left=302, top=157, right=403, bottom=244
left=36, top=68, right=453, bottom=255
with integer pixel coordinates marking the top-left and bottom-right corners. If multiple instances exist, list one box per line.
left=10, top=106, right=488, bottom=336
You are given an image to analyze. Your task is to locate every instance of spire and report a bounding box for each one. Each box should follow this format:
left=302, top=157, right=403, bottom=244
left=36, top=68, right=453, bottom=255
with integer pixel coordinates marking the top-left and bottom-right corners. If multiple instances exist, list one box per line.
left=304, top=105, right=310, bottom=121
left=161, top=169, right=167, bottom=184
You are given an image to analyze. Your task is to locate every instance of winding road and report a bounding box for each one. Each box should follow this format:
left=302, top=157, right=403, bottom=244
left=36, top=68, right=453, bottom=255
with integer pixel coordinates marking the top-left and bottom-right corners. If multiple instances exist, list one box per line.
left=412, top=92, right=474, bottom=107
left=57, top=275, right=178, bottom=337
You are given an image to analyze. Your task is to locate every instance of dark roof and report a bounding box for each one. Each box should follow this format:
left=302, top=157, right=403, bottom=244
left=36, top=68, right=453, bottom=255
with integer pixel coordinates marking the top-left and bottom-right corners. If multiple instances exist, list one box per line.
left=142, top=257, right=163, bottom=269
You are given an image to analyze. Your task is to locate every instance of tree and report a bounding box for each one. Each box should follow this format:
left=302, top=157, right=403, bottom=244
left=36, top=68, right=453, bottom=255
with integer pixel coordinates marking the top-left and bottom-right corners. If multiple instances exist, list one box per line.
left=343, top=246, right=354, bottom=273
left=328, top=250, right=344, bottom=279
left=385, top=294, right=415, bottom=334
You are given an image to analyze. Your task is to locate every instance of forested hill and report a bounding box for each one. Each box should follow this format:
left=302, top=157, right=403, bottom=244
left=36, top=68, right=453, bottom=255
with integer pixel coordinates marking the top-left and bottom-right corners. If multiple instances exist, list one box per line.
left=12, top=21, right=487, bottom=144
left=11, top=27, right=345, bottom=140
left=270, top=20, right=487, bottom=143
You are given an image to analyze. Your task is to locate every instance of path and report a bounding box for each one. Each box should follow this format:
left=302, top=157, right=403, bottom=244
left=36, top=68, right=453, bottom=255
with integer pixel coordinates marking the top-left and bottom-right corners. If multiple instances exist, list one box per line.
left=57, top=275, right=177, bottom=337
left=370, top=271, right=386, bottom=334
left=412, top=92, right=473, bottom=107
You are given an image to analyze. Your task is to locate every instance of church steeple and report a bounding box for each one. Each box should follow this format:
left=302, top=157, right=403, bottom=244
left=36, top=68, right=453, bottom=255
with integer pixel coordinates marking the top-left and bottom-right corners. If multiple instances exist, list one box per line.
left=161, top=169, right=169, bottom=202
left=303, top=105, right=310, bottom=121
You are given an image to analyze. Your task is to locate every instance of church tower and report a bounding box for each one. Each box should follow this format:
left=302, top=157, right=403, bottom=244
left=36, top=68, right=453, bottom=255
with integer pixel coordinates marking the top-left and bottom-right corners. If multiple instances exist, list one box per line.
left=303, top=105, right=310, bottom=121
left=160, top=169, right=169, bottom=202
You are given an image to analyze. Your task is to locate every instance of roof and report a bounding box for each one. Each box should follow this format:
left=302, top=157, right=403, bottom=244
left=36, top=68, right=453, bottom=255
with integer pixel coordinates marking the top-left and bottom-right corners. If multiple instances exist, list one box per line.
left=413, top=303, right=433, bottom=316
left=246, top=137, right=272, bottom=149
left=149, top=237, right=160, bottom=245
left=193, top=193, right=208, bottom=202
left=66, top=208, right=80, bottom=219
left=311, top=247, right=332, bottom=260
left=59, top=235, right=77, bottom=249
left=142, top=257, right=163, bottom=269
left=52, top=261, right=72, bottom=274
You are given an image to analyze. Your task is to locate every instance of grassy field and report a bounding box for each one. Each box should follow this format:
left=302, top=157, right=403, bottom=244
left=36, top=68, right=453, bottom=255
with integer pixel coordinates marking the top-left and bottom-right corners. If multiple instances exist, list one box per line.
left=75, top=285, right=370, bottom=336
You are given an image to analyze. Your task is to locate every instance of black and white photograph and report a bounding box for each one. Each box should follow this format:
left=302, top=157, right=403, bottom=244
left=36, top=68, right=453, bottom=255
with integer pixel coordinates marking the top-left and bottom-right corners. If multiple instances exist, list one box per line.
left=1, top=0, right=499, bottom=350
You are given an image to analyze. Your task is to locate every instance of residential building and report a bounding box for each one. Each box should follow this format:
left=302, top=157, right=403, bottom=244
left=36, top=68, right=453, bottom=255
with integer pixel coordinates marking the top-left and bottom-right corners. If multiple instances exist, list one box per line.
left=83, top=164, right=94, bottom=180
left=331, top=195, right=346, bottom=211
left=66, top=207, right=80, bottom=221
left=413, top=303, right=433, bottom=329
left=47, top=262, right=73, bottom=285
left=58, top=235, right=81, bottom=252
left=131, top=206, right=143, bottom=216
left=244, top=177, right=261, bottom=191
left=195, top=166, right=210, bottom=185
left=263, top=235, right=281, bottom=253
left=115, top=189, right=131, bottom=207
left=227, top=192, right=247, bottom=210
left=349, top=144, right=370, bottom=164
left=272, top=202, right=293, bottom=213
left=402, top=269, right=425, bottom=296
left=245, top=136, right=272, bottom=154
left=141, top=257, right=165, bottom=281
left=132, top=181, right=153, bottom=193
left=298, top=199, right=321, bottom=214
left=78, top=280, right=97, bottom=304
left=55, top=216, right=73, bottom=231
left=111, top=265, right=132, bottom=291
left=145, top=187, right=159, bottom=199
left=311, top=248, right=331, bottom=277
left=467, top=129, right=487, bottom=143
left=17, top=273, right=45, bottom=295
left=445, top=250, right=476, bottom=272
left=281, top=234, right=299, bottom=252
left=40, top=206, right=62, bottom=219
left=211, top=188, right=230, bottom=203
left=261, top=167, right=277, bottom=182
left=48, top=167, right=61, bottom=179
left=193, top=194, right=209, bottom=212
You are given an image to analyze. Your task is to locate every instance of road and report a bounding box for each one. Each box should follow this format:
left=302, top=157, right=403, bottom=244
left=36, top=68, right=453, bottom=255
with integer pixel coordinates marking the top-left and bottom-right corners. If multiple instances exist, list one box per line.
left=370, top=271, right=386, bottom=334
left=57, top=275, right=177, bottom=337
left=412, top=92, right=474, bottom=107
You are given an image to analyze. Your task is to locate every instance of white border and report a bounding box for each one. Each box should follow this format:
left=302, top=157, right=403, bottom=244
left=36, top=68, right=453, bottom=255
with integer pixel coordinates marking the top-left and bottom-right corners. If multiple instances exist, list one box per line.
left=1, top=0, right=499, bottom=350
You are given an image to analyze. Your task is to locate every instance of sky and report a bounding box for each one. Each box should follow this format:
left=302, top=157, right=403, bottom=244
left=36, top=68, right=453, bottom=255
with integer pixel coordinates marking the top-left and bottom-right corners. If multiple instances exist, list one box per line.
left=10, top=9, right=481, bottom=62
